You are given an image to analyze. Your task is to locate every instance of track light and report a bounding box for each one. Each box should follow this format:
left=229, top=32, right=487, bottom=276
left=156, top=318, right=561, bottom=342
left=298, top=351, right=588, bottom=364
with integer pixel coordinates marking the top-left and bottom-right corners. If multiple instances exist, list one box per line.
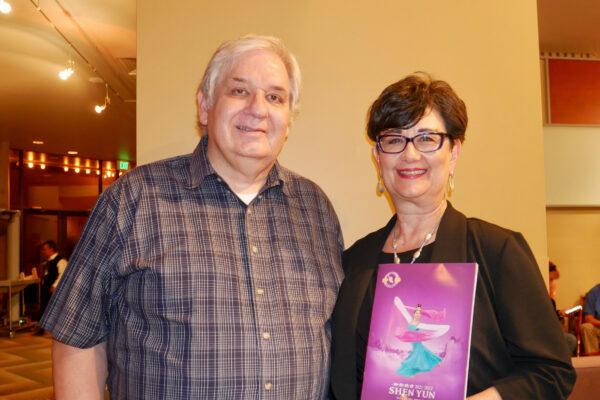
left=94, top=84, right=111, bottom=114
left=0, top=1, right=12, bottom=14
left=58, top=59, right=76, bottom=80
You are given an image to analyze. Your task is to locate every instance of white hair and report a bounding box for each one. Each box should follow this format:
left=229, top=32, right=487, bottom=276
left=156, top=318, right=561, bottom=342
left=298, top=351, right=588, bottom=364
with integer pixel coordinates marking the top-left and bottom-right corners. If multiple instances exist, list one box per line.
left=199, top=35, right=301, bottom=115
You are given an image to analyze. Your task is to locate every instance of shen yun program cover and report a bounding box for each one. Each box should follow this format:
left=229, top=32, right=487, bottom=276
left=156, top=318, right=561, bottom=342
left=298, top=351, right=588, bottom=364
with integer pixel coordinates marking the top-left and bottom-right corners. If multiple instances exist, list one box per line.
left=361, top=263, right=478, bottom=400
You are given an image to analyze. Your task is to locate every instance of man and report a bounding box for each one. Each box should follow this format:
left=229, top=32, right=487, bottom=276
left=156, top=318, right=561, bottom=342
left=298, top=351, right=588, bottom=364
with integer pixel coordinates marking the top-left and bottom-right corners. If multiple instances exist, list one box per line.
left=40, top=35, right=344, bottom=399
left=582, top=283, right=600, bottom=353
left=36, top=240, right=67, bottom=336
left=548, top=261, right=577, bottom=354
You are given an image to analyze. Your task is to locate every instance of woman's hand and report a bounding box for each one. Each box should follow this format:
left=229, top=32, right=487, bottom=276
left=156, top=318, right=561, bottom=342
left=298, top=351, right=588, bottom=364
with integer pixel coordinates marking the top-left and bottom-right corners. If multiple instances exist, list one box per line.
left=466, top=387, right=502, bottom=400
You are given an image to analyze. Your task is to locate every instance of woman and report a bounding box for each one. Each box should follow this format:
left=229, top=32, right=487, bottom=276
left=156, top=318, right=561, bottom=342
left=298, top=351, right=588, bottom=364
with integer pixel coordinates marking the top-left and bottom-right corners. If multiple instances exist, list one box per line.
left=331, top=73, right=575, bottom=399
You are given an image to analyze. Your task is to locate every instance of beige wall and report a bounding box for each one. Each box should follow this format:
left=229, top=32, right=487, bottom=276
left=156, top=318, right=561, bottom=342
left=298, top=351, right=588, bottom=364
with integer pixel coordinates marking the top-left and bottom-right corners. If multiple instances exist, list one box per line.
left=0, top=141, right=9, bottom=209
left=138, top=1, right=549, bottom=274
left=544, top=125, right=600, bottom=206
left=547, top=208, right=600, bottom=309
left=543, top=124, right=600, bottom=309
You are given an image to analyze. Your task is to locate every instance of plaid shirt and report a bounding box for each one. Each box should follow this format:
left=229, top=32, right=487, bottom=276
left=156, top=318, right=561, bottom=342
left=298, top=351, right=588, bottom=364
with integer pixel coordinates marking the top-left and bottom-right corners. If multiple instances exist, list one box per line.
left=41, top=136, right=344, bottom=399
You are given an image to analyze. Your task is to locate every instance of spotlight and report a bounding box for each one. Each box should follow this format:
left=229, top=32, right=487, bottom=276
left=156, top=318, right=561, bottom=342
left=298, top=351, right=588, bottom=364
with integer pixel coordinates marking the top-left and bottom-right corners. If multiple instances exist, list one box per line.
left=58, top=67, right=74, bottom=80
left=40, top=164, right=46, bottom=170
left=58, top=59, right=76, bottom=80
left=94, top=83, right=111, bottom=114
left=63, top=166, right=69, bottom=172
left=0, top=1, right=12, bottom=14
left=27, top=162, right=34, bottom=168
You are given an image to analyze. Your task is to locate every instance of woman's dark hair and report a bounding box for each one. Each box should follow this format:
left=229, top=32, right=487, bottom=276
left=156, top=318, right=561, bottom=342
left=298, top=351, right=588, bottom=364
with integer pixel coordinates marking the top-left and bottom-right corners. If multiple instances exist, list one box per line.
left=367, top=72, right=468, bottom=143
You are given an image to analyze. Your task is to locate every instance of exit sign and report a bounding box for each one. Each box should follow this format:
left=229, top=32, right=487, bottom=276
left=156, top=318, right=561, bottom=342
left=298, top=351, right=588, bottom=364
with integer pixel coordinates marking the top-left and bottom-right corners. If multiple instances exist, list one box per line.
left=118, top=160, right=130, bottom=170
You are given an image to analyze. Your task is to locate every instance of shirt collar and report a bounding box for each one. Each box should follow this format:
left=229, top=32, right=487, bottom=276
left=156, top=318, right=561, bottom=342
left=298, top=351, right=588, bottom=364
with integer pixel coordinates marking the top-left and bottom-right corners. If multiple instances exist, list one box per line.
left=186, top=135, right=296, bottom=197
left=186, top=135, right=215, bottom=189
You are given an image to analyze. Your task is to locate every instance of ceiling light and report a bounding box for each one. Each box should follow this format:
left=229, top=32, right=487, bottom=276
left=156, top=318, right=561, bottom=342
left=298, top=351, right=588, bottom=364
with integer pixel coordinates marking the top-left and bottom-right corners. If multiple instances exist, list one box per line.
left=0, top=1, right=12, bottom=14
left=63, top=166, right=69, bottom=172
left=27, top=162, right=34, bottom=168
left=58, top=65, right=75, bottom=80
left=67, top=150, right=78, bottom=155
left=58, top=59, right=76, bottom=80
left=40, top=164, right=46, bottom=170
left=32, top=140, right=44, bottom=145
left=94, top=83, right=111, bottom=114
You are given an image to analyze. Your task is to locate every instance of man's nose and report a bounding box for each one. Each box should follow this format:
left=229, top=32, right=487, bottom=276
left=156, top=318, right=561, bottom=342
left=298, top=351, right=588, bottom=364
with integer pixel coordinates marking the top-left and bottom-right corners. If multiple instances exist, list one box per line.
left=247, top=93, right=268, bottom=118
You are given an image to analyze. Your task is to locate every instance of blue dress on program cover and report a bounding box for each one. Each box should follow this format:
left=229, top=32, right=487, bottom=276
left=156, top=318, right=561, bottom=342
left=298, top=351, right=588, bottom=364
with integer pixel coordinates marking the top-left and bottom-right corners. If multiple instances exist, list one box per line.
left=396, top=324, right=442, bottom=377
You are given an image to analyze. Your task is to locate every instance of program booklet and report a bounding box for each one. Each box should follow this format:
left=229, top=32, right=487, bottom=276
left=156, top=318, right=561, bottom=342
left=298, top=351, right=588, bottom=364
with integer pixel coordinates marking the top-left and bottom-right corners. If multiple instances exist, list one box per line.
left=361, top=263, right=478, bottom=400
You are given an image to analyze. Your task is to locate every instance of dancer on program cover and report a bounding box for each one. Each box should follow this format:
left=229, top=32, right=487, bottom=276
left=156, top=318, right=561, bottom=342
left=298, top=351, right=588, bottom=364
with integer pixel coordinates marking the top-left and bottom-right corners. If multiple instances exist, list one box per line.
left=394, top=296, right=449, bottom=377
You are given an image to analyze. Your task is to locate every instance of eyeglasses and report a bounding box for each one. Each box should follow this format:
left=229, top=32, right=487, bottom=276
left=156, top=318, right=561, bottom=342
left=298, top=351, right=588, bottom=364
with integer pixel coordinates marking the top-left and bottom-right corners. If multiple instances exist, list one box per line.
left=376, top=131, right=448, bottom=154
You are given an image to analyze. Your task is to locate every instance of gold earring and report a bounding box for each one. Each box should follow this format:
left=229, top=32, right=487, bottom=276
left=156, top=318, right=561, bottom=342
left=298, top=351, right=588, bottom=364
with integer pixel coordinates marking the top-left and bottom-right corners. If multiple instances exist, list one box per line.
left=377, top=176, right=385, bottom=194
left=447, top=173, right=455, bottom=197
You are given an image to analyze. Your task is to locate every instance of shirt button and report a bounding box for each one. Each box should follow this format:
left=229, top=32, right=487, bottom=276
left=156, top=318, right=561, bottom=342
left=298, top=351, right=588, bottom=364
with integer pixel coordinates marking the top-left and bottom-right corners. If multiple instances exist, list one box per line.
left=256, top=288, right=264, bottom=295
left=251, top=245, right=258, bottom=254
left=264, top=382, right=273, bottom=390
left=262, top=332, right=271, bottom=340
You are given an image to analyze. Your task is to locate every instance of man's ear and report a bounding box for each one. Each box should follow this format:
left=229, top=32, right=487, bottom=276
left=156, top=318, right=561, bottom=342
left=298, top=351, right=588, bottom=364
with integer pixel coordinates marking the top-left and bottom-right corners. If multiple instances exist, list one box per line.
left=197, top=91, right=209, bottom=126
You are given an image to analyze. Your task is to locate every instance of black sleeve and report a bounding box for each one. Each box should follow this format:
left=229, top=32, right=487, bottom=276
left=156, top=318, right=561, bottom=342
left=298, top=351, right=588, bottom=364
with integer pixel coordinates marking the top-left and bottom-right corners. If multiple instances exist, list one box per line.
left=491, top=233, right=576, bottom=399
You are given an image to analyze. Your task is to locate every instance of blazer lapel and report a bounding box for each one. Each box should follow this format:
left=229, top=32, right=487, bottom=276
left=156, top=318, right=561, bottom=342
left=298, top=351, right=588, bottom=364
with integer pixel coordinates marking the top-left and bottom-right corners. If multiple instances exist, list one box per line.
left=430, top=202, right=468, bottom=262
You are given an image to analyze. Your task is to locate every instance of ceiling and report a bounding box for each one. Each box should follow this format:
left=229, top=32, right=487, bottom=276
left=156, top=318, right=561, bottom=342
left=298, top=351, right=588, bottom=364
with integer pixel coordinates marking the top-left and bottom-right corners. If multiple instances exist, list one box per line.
left=0, top=1, right=597, bottom=163
left=0, top=0, right=136, bottom=162
left=537, top=0, right=600, bottom=57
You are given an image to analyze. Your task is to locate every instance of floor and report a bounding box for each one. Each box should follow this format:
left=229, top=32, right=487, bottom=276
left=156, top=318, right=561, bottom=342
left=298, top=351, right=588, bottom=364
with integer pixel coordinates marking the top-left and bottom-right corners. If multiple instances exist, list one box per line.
left=570, top=355, right=600, bottom=400
left=0, top=331, right=53, bottom=400
left=0, top=331, right=598, bottom=399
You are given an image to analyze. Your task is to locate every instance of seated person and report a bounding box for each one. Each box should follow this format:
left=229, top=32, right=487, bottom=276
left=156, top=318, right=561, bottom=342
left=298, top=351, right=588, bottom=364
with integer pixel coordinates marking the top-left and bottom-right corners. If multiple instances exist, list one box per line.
left=582, top=283, right=600, bottom=353
left=549, top=262, right=577, bottom=355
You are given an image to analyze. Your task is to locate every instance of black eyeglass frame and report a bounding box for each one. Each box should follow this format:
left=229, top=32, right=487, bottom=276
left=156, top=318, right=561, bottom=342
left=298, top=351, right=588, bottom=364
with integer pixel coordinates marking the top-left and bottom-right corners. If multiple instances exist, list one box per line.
left=375, top=131, right=449, bottom=154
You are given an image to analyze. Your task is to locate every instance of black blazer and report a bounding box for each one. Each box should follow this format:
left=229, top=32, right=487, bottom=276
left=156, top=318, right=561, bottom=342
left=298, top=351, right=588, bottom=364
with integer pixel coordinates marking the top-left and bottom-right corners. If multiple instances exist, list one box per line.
left=331, top=203, right=575, bottom=400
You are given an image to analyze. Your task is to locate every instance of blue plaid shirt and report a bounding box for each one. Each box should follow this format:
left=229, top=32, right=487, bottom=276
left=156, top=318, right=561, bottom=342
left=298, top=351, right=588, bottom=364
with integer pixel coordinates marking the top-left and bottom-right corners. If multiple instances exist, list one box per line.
left=41, top=136, right=344, bottom=399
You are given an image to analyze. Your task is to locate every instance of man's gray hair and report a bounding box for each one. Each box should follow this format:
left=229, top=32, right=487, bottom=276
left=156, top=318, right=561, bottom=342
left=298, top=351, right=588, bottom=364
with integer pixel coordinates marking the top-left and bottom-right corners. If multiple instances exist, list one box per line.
left=199, top=35, right=301, bottom=114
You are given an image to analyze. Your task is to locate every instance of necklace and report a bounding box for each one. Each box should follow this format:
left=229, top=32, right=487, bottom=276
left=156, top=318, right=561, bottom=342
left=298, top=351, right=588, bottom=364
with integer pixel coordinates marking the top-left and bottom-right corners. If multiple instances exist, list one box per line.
left=392, top=219, right=442, bottom=264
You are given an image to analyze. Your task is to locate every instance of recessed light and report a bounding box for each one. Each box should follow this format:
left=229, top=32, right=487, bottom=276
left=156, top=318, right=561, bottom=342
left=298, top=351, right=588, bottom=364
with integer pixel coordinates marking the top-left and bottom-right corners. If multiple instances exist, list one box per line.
left=33, top=140, right=44, bottom=145
left=0, top=1, right=12, bottom=14
left=67, top=151, right=78, bottom=155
